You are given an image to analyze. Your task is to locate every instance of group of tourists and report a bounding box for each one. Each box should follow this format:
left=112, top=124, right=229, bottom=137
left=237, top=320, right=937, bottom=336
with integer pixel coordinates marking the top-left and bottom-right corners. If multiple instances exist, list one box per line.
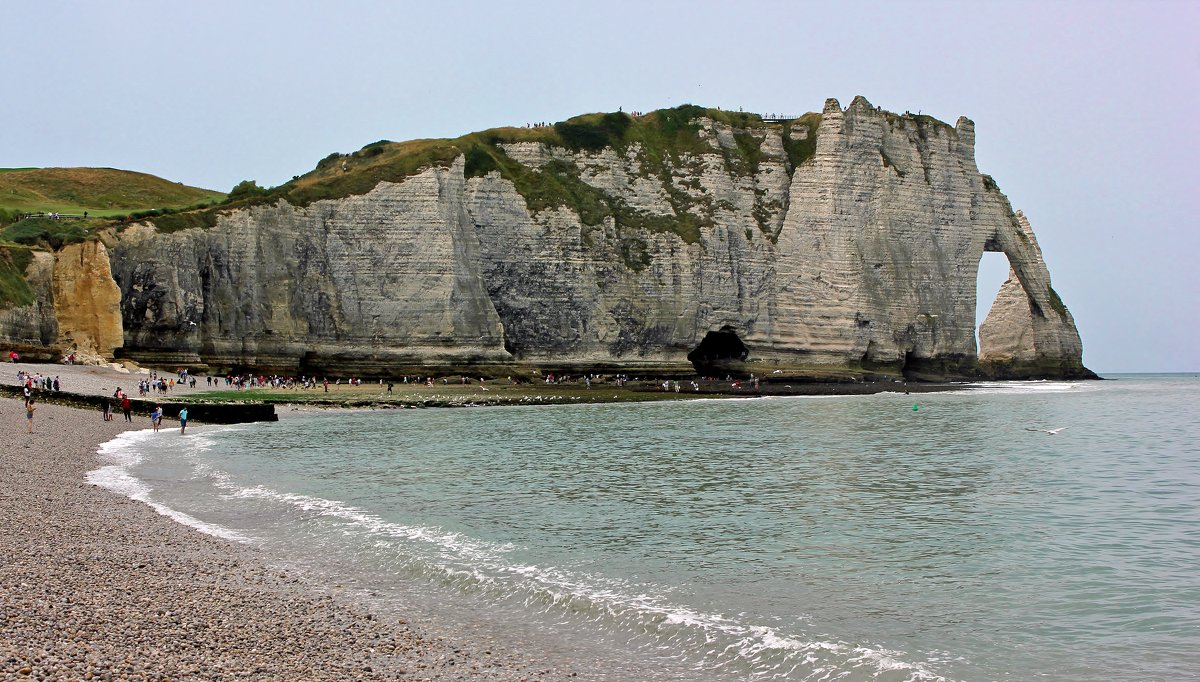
left=137, top=374, right=194, bottom=396
left=17, top=371, right=65, bottom=433
left=105, top=387, right=187, bottom=433
left=147, top=403, right=188, bottom=434
left=107, top=388, right=134, bottom=423
left=17, top=370, right=61, bottom=393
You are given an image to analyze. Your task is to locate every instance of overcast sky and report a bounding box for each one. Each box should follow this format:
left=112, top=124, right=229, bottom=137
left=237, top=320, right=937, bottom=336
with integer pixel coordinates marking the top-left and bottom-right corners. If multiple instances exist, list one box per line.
left=3, top=0, right=1196, bottom=373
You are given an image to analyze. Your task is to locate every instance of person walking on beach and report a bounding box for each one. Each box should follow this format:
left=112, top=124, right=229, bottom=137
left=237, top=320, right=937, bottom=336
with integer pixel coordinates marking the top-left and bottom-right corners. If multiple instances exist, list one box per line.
left=179, top=407, right=188, bottom=434
left=151, top=405, right=162, bottom=432
left=121, top=395, right=132, bottom=422
left=25, top=400, right=35, bottom=433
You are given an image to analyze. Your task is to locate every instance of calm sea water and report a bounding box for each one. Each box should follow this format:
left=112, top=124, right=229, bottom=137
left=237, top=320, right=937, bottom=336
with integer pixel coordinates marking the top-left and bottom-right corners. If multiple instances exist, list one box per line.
left=89, top=375, right=1200, bottom=680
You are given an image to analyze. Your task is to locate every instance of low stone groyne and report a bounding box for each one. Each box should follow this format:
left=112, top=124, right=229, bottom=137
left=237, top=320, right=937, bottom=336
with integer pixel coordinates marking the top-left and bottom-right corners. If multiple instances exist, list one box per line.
left=0, top=386, right=277, bottom=423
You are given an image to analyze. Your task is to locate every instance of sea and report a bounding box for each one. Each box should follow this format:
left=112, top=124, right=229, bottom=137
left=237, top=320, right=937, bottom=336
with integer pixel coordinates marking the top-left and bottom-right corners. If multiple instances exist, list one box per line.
left=87, top=374, right=1200, bottom=681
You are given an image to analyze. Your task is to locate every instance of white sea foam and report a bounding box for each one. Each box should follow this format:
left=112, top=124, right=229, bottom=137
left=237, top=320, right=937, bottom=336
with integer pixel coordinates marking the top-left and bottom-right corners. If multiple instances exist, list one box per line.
left=87, top=429, right=251, bottom=543
left=89, top=419, right=951, bottom=679
left=224, top=484, right=506, bottom=562
left=950, top=380, right=1092, bottom=395
left=210, top=479, right=947, bottom=680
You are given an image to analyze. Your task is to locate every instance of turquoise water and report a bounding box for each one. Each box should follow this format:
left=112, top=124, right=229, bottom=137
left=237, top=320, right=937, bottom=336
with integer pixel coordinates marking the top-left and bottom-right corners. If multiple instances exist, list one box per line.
left=90, top=375, right=1200, bottom=680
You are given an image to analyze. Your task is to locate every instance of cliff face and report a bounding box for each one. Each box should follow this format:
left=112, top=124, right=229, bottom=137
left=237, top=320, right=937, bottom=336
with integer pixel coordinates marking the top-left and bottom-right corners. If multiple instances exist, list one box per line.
left=52, top=241, right=124, bottom=357
left=108, top=164, right=507, bottom=372
left=96, top=98, right=1089, bottom=378
left=0, top=242, right=123, bottom=361
left=0, top=252, right=58, bottom=358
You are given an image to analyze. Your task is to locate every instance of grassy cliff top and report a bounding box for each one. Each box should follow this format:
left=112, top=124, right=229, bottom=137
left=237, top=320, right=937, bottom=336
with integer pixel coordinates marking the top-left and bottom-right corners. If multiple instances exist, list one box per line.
left=269, top=105, right=787, bottom=205
left=6, top=103, right=952, bottom=243
left=143, top=105, right=822, bottom=238
left=0, top=168, right=225, bottom=252
left=0, top=167, right=224, bottom=217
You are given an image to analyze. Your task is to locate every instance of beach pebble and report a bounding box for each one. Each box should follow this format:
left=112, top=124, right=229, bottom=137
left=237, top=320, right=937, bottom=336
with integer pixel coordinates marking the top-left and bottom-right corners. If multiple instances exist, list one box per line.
left=0, top=394, right=579, bottom=680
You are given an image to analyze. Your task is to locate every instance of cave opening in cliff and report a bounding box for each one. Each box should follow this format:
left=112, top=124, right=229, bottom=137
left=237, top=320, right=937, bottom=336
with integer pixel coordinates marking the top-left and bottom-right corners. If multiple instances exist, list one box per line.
left=688, top=325, right=750, bottom=376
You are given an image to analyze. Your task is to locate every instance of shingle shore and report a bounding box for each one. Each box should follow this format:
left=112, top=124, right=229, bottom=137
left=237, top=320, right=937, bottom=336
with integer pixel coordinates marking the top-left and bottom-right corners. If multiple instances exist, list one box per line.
left=0, top=397, right=579, bottom=680
left=4, top=363, right=201, bottom=400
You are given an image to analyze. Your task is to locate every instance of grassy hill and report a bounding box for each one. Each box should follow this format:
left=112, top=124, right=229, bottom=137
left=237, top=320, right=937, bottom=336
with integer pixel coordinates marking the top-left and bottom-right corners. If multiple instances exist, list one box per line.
left=0, top=167, right=225, bottom=255
left=0, top=167, right=224, bottom=219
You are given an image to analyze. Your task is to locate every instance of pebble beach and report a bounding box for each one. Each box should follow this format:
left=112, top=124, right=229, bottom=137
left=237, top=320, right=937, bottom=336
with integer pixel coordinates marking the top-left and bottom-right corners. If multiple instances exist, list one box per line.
left=0, top=364, right=581, bottom=680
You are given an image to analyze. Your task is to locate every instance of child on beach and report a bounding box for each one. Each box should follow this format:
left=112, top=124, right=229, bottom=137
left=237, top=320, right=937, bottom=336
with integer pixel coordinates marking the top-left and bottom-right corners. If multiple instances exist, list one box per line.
left=25, top=400, right=35, bottom=433
left=179, top=407, right=188, bottom=434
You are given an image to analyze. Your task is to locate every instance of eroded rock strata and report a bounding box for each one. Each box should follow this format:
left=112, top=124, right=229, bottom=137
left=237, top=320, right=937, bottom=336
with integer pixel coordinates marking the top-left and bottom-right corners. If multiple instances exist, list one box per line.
left=6, top=98, right=1093, bottom=379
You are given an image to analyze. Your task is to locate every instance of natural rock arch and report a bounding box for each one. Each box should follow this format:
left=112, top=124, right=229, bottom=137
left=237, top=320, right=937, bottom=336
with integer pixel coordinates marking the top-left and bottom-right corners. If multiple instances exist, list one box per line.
left=976, top=210, right=1091, bottom=378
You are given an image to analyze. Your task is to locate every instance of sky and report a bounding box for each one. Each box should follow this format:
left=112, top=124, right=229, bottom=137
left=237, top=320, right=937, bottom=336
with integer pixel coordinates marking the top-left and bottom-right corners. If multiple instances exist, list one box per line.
left=3, top=0, right=1196, bottom=373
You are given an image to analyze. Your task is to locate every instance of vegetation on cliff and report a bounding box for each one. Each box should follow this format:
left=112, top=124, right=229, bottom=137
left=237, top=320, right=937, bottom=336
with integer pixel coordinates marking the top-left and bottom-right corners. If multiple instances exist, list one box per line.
left=138, top=105, right=823, bottom=244
left=0, top=167, right=223, bottom=225
left=0, top=246, right=36, bottom=309
left=0, top=167, right=226, bottom=265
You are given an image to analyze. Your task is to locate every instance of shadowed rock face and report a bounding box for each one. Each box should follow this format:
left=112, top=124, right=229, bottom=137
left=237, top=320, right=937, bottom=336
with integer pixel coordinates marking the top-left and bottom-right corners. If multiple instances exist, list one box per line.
left=688, top=325, right=750, bottom=376
left=16, top=97, right=1089, bottom=379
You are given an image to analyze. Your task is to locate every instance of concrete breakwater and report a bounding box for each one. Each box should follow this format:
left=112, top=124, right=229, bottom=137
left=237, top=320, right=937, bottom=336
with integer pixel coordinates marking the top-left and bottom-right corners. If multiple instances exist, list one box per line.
left=0, top=385, right=277, bottom=423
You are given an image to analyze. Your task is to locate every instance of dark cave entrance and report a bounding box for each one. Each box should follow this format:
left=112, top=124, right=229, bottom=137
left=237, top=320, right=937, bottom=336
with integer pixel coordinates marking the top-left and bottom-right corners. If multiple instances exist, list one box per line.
left=687, top=325, right=750, bottom=376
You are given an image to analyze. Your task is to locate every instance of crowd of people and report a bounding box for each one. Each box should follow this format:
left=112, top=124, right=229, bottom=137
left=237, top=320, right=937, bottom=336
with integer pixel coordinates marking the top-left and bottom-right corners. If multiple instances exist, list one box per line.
left=11, top=360, right=774, bottom=436
left=17, top=370, right=62, bottom=394
left=15, top=371, right=56, bottom=433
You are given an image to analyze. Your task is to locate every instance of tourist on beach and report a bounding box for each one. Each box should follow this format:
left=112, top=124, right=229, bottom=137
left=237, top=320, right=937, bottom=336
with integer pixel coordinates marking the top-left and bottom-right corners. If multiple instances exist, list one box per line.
left=121, top=395, right=132, bottom=422
left=179, top=407, right=188, bottom=434
left=151, top=405, right=162, bottom=432
left=102, top=398, right=113, bottom=421
left=25, top=400, right=35, bottom=433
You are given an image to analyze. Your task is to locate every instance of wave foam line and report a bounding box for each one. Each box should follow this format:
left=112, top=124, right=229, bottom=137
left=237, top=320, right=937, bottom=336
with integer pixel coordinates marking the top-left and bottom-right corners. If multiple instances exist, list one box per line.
left=951, top=381, right=1093, bottom=395
left=224, top=483, right=948, bottom=680
left=88, top=429, right=252, bottom=543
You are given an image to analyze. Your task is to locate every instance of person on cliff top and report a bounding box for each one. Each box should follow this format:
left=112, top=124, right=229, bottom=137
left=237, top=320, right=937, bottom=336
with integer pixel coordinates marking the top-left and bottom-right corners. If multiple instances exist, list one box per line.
left=179, top=408, right=188, bottom=435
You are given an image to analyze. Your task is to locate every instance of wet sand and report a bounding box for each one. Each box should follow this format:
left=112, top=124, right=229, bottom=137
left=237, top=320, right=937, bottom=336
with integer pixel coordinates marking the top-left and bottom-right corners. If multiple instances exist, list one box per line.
left=0, top=396, right=579, bottom=680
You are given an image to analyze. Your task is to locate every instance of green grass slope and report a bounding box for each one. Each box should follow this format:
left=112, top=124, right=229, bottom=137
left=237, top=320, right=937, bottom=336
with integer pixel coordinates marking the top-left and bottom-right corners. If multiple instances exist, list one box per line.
left=0, top=167, right=224, bottom=220
left=147, top=105, right=827, bottom=244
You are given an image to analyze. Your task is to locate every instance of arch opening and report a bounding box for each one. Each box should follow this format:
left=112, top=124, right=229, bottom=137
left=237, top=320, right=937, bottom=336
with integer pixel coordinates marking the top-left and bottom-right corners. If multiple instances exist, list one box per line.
left=975, top=251, right=1011, bottom=350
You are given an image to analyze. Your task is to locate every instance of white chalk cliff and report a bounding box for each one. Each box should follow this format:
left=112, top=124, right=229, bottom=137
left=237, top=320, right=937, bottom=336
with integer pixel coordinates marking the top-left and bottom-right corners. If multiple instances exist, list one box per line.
left=10, top=98, right=1091, bottom=379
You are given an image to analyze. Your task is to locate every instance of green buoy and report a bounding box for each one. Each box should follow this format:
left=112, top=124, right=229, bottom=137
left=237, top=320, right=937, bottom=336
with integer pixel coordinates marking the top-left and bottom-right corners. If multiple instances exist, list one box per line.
left=912, top=404, right=919, bottom=411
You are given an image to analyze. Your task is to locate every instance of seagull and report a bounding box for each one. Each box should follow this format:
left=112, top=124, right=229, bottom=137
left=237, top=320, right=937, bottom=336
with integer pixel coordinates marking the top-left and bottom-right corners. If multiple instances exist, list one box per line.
left=1026, top=427, right=1068, bottom=435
